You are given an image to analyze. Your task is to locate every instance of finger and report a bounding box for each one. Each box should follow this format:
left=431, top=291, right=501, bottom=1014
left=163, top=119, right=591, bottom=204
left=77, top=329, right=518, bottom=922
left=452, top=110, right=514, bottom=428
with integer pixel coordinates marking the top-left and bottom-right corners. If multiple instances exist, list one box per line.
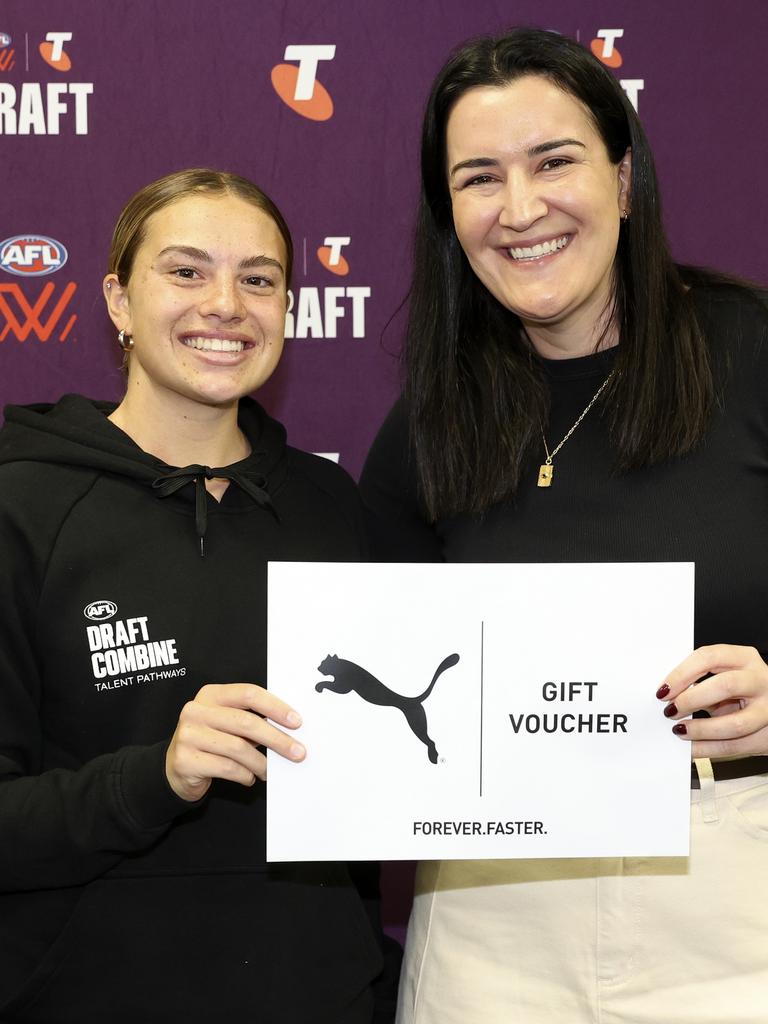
left=660, top=645, right=758, bottom=699
left=175, top=736, right=267, bottom=785
left=662, top=670, right=760, bottom=717
left=666, top=705, right=759, bottom=742
left=196, top=682, right=302, bottom=729
left=182, top=702, right=306, bottom=761
left=708, top=700, right=744, bottom=718
left=166, top=727, right=267, bottom=799
left=689, top=731, right=768, bottom=759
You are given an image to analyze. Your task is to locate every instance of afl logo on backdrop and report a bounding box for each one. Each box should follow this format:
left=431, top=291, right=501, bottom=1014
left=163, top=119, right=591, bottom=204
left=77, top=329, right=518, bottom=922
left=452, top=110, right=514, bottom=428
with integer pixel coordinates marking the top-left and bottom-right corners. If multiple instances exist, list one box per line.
left=0, top=236, right=68, bottom=277
left=316, top=652, right=460, bottom=763
left=84, top=600, right=118, bottom=622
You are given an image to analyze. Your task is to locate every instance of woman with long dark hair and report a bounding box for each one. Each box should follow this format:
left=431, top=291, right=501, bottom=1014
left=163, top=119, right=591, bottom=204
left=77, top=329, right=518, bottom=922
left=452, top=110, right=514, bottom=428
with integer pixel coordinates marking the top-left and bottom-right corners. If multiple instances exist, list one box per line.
left=361, top=28, right=768, bottom=1023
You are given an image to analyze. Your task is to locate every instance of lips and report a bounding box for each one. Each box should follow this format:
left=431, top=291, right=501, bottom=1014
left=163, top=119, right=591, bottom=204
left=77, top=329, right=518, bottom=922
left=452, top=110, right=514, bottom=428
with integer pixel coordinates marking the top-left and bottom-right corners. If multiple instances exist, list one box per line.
left=508, top=235, right=570, bottom=261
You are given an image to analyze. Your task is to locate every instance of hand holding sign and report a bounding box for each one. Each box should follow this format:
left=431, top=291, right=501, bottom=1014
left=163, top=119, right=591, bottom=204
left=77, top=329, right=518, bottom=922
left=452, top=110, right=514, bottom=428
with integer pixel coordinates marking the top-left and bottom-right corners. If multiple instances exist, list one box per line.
left=658, top=644, right=768, bottom=757
left=166, top=683, right=305, bottom=802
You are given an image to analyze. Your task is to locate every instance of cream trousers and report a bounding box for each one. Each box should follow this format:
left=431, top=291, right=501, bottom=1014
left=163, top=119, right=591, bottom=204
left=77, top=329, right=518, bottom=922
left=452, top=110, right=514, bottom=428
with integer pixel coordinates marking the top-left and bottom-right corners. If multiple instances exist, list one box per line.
left=397, top=761, right=768, bottom=1024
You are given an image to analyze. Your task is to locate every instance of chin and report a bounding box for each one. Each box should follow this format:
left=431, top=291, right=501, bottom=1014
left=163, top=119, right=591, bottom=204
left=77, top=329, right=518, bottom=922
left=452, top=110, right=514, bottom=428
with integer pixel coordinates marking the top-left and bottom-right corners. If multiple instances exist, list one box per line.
left=511, top=302, right=568, bottom=326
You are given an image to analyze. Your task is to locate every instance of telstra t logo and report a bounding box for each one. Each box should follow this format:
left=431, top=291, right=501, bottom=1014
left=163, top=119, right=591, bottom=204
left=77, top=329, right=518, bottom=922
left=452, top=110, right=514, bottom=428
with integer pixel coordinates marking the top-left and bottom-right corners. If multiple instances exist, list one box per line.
left=590, top=29, right=643, bottom=112
left=590, top=29, right=623, bottom=68
left=40, top=31, right=73, bottom=72
left=317, top=236, right=350, bottom=276
left=271, top=44, right=335, bottom=121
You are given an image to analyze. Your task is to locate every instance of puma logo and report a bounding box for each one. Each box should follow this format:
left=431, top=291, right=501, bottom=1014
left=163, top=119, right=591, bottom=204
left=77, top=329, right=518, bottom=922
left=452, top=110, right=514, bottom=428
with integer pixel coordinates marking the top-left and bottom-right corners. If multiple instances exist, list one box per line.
left=316, top=652, right=460, bottom=763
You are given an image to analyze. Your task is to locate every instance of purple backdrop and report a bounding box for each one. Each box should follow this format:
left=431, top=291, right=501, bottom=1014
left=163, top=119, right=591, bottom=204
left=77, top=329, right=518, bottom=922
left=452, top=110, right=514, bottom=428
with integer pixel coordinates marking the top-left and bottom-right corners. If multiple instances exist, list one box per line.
left=2, top=0, right=767, bottom=938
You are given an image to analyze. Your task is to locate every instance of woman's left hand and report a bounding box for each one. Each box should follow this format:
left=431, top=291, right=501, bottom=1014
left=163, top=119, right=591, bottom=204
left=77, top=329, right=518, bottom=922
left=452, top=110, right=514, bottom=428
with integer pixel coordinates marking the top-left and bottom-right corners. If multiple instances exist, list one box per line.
left=658, top=644, right=768, bottom=757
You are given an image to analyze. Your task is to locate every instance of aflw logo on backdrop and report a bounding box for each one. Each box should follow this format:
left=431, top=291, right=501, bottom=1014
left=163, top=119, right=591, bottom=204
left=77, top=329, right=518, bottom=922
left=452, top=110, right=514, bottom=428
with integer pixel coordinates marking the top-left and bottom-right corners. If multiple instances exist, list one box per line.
left=0, top=31, right=14, bottom=71
left=589, top=28, right=644, bottom=112
left=271, top=44, right=336, bottom=120
left=0, top=233, right=77, bottom=342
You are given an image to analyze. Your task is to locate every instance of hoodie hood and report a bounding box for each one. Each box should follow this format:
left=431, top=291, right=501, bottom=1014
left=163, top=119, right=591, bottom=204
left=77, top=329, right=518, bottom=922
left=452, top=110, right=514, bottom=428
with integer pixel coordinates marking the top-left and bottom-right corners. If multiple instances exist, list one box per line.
left=0, top=394, right=289, bottom=554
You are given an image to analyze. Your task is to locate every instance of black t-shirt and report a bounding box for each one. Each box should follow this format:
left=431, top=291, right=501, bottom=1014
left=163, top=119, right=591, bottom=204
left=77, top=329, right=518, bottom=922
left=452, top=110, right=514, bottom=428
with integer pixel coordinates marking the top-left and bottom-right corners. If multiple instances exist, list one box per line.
left=360, top=285, right=768, bottom=655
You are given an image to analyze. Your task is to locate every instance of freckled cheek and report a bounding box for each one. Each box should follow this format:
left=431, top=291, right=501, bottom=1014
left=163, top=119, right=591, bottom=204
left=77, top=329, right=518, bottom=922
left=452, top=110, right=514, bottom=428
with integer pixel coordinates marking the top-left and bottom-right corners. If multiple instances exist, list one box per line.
left=266, top=309, right=289, bottom=340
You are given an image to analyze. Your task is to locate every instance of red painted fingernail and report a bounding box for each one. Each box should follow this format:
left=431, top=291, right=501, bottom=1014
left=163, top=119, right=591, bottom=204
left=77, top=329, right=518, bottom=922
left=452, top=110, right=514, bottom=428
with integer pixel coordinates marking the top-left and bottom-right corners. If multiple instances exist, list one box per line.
left=672, top=722, right=687, bottom=736
left=656, top=683, right=670, bottom=699
left=663, top=702, right=678, bottom=718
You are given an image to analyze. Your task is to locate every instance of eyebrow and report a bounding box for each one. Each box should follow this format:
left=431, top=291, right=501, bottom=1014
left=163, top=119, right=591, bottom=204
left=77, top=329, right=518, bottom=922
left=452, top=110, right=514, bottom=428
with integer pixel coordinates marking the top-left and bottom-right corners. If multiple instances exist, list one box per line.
left=155, top=245, right=284, bottom=276
left=449, top=138, right=586, bottom=178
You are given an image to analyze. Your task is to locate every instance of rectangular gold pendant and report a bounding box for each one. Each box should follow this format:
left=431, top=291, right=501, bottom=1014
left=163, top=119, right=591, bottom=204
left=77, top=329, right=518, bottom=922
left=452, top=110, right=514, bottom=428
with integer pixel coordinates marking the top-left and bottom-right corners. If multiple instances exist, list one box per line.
left=537, top=464, right=553, bottom=488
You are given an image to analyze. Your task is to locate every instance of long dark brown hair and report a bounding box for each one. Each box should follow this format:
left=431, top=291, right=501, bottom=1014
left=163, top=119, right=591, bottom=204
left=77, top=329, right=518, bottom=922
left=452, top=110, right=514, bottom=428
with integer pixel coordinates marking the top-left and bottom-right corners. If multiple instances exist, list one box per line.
left=407, top=27, right=716, bottom=520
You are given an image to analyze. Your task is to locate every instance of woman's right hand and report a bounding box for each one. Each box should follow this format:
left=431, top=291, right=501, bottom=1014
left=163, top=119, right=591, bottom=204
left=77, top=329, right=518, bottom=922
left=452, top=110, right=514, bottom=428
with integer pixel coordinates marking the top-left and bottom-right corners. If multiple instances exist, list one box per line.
left=165, top=683, right=305, bottom=802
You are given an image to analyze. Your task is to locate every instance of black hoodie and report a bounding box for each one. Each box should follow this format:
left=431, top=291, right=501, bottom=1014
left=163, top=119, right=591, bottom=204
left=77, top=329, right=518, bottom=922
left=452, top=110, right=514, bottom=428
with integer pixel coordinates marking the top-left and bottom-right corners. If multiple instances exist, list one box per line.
left=0, top=394, right=384, bottom=1023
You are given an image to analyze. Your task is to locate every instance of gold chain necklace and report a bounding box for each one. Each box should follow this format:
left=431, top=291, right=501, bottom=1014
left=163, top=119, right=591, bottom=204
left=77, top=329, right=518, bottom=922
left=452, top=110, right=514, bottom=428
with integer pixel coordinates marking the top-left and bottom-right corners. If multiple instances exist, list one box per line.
left=537, top=370, right=615, bottom=488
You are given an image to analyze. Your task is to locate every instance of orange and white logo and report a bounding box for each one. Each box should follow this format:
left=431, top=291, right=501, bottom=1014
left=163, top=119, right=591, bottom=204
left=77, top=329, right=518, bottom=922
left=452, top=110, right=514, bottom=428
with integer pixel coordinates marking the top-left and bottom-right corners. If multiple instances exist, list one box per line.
left=39, top=31, right=73, bottom=72
left=271, top=44, right=335, bottom=121
left=0, top=281, right=78, bottom=342
left=589, top=29, right=643, bottom=112
left=0, top=32, right=14, bottom=72
left=317, top=236, right=350, bottom=276
left=591, top=29, right=623, bottom=68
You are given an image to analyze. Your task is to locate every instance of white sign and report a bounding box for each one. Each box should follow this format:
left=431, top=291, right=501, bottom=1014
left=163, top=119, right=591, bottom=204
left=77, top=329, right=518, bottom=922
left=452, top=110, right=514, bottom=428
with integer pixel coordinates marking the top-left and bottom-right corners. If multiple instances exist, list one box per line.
left=267, top=562, right=694, bottom=861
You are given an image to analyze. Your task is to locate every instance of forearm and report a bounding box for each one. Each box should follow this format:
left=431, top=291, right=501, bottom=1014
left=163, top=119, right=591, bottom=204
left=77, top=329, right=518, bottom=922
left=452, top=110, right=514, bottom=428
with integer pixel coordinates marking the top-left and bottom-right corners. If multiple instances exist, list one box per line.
left=0, top=741, right=189, bottom=891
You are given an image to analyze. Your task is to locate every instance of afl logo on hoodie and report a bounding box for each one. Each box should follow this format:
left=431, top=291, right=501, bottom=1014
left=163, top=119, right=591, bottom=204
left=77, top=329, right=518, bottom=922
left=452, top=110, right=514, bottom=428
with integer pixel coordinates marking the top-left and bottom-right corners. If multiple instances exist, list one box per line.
left=84, top=600, right=118, bottom=622
left=0, top=235, right=68, bottom=277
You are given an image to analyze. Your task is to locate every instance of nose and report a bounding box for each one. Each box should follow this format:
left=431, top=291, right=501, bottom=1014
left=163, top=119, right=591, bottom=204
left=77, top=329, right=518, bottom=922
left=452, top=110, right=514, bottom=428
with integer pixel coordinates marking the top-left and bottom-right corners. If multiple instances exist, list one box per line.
left=197, top=273, right=246, bottom=321
left=498, top=174, right=548, bottom=233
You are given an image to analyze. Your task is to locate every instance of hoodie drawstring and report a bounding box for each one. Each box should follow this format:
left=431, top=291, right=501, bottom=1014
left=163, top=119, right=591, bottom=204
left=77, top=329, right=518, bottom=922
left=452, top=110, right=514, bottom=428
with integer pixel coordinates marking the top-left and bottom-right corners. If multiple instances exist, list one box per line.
left=152, top=465, right=278, bottom=557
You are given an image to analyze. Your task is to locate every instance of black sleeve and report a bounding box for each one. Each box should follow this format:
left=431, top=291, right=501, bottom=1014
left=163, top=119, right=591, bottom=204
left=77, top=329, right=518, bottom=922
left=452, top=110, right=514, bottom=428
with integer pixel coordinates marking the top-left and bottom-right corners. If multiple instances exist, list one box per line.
left=359, top=398, right=443, bottom=562
left=0, top=472, right=190, bottom=893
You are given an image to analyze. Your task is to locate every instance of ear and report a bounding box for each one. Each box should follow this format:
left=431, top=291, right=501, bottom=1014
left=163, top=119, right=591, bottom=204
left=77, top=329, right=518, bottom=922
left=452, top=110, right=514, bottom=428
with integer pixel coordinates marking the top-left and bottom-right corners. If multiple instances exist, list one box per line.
left=103, top=273, right=132, bottom=334
left=617, top=147, right=632, bottom=216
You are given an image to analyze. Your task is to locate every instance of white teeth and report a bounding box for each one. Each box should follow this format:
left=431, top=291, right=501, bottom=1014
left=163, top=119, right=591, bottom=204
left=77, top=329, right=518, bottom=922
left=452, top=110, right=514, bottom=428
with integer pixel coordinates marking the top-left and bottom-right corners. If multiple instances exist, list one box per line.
left=509, top=235, right=569, bottom=261
left=182, top=336, right=245, bottom=352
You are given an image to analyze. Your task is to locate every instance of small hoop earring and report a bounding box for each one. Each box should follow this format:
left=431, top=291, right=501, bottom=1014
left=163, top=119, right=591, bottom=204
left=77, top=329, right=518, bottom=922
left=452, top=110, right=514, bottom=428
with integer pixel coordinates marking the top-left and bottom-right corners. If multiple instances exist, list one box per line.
left=621, top=209, right=630, bottom=222
left=117, top=329, right=134, bottom=351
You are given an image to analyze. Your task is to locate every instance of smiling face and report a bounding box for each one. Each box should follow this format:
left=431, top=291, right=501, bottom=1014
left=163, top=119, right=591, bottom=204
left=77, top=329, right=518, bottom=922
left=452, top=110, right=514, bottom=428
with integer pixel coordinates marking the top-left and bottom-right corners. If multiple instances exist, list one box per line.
left=446, top=75, right=631, bottom=357
left=103, top=192, right=288, bottom=409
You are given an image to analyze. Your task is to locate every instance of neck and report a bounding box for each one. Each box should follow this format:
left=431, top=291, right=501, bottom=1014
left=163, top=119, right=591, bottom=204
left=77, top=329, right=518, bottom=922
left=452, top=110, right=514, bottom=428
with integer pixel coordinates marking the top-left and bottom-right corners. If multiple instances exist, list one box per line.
left=109, top=385, right=249, bottom=470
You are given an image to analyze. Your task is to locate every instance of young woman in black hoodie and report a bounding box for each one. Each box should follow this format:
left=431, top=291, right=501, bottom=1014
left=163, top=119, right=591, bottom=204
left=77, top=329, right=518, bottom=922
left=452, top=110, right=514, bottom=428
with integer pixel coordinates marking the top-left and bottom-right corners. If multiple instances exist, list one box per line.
left=0, top=169, right=390, bottom=1023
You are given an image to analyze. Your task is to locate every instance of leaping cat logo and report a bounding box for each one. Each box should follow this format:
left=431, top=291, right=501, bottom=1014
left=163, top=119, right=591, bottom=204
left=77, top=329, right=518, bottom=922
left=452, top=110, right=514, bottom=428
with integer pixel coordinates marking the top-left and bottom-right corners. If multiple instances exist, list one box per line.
left=316, top=652, right=460, bottom=763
